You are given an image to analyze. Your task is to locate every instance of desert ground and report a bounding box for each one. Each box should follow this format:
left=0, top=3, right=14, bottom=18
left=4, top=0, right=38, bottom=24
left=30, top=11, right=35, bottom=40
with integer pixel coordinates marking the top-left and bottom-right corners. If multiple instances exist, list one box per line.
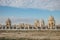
left=0, top=29, right=60, bottom=40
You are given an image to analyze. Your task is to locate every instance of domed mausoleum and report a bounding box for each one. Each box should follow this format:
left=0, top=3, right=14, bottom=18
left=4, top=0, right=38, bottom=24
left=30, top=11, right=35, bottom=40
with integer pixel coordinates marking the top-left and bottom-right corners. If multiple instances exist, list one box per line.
left=48, top=16, right=55, bottom=29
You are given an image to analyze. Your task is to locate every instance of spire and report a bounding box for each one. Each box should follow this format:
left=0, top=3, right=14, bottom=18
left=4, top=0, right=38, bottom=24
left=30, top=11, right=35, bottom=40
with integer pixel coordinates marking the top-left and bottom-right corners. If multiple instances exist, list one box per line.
left=49, top=16, right=54, bottom=21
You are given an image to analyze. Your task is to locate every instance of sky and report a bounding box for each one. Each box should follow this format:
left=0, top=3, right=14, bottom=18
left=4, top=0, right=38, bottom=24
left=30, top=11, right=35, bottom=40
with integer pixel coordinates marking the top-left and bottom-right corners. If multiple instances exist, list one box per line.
left=0, top=0, right=60, bottom=25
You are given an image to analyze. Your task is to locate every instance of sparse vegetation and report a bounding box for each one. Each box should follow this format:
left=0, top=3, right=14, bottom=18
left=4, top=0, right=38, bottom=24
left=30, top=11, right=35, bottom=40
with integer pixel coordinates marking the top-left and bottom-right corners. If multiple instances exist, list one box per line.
left=0, top=30, right=60, bottom=40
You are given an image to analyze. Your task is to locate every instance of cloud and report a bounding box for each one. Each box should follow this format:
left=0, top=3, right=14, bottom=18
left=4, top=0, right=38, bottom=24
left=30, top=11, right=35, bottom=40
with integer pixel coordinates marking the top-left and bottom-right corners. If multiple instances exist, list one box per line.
left=0, top=0, right=60, bottom=11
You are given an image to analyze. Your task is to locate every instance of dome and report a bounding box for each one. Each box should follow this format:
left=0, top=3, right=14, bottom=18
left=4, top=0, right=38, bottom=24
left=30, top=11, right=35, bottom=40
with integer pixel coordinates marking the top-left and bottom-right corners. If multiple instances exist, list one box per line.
left=48, top=16, right=54, bottom=21
left=40, top=19, right=44, bottom=23
left=35, top=20, right=39, bottom=23
left=6, top=18, right=11, bottom=23
left=6, top=18, right=11, bottom=27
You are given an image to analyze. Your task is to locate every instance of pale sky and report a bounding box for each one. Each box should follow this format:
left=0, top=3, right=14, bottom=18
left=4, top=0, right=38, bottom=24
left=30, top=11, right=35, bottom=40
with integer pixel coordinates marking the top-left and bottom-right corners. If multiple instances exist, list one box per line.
left=0, top=0, right=60, bottom=25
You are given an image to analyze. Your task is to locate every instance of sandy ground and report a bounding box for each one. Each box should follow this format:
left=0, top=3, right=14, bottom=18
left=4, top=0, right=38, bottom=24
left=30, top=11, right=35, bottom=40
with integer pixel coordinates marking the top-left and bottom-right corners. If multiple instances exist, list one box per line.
left=0, top=30, right=60, bottom=40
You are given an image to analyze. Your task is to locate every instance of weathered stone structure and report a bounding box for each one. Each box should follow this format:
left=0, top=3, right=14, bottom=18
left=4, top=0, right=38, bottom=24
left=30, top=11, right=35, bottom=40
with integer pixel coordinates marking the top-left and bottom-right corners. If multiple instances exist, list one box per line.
left=40, top=19, right=45, bottom=27
left=6, top=18, right=11, bottom=27
left=34, top=20, right=40, bottom=28
left=0, top=16, right=59, bottom=30
left=48, top=16, right=55, bottom=29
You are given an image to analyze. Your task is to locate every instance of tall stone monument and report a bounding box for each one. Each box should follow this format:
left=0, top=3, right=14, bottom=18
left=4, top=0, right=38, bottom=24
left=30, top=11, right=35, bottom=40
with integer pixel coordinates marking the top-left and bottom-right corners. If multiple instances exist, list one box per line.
left=48, top=16, right=55, bottom=29
left=6, top=18, right=11, bottom=27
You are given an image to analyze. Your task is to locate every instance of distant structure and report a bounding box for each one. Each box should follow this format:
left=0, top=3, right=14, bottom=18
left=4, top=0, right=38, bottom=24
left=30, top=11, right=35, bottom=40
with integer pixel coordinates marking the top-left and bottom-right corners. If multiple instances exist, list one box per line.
left=34, top=19, right=45, bottom=29
left=24, top=24, right=30, bottom=29
left=48, top=16, right=55, bottom=29
left=34, top=19, right=45, bottom=27
left=39, top=19, right=45, bottom=27
left=34, top=20, right=40, bottom=27
left=6, top=18, right=11, bottom=27
left=0, top=16, right=60, bottom=30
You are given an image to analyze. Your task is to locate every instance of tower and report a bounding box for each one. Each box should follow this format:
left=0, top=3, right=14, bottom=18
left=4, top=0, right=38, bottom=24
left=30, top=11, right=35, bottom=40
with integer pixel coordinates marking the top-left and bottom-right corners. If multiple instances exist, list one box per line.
left=48, top=16, right=55, bottom=29
left=40, top=19, right=45, bottom=27
left=6, top=18, right=11, bottom=27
